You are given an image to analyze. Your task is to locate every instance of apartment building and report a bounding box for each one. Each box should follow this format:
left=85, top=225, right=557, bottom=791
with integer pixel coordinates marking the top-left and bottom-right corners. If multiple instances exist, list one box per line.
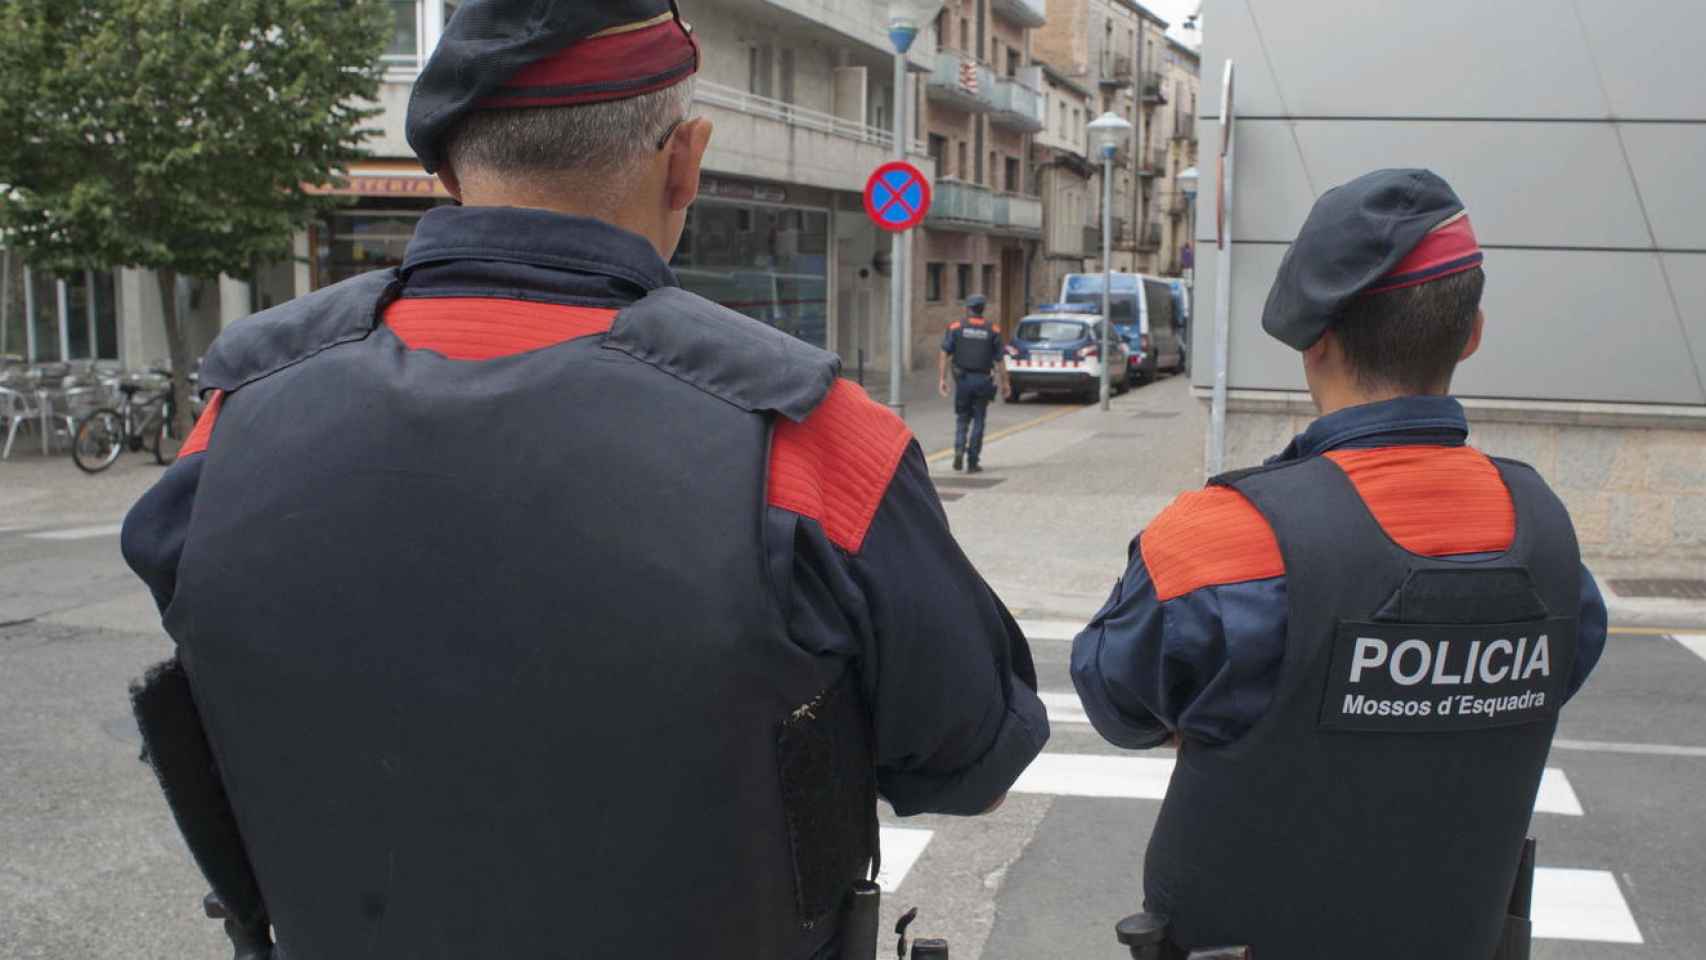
left=914, top=0, right=1047, bottom=362
left=1032, top=0, right=1171, bottom=274
left=1031, top=64, right=1096, bottom=302
left=1153, top=38, right=1201, bottom=277
left=7, top=0, right=934, bottom=376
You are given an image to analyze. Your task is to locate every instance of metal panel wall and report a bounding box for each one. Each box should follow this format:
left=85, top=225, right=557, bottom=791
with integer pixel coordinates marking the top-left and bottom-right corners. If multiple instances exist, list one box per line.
left=1191, top=0, right=1706, bottom=406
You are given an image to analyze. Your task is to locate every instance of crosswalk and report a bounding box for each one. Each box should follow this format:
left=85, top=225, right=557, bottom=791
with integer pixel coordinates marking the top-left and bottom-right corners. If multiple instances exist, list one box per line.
left=872, top=622, right=1701, bottom=950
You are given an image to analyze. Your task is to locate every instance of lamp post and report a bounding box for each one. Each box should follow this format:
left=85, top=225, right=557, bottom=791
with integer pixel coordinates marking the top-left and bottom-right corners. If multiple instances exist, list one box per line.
left=1088, top=111, right=1133, bottom=411
left=1177, top=163, right=1198, bottom=306
left=885, top=1, right=943, bottom=418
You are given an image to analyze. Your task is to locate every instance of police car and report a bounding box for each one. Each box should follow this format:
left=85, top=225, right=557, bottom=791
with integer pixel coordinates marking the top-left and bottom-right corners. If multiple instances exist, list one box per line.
left=1003, top=306, right=1130, bottom=402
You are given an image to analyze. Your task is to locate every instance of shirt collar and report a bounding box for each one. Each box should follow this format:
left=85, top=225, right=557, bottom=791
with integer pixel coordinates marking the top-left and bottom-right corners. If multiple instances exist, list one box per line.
left=1271, top=395, right=1469, bottom=463
left=400, top=205, right=678, bottom=296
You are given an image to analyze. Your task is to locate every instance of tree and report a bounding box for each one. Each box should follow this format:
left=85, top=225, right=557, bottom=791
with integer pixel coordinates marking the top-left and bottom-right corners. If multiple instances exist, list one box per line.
left=0, top=0, right=389, bottom=441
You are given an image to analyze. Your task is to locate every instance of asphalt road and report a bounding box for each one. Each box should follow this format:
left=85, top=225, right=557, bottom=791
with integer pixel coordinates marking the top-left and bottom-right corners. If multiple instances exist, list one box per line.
left=2, top=374, right=1702, bottom=959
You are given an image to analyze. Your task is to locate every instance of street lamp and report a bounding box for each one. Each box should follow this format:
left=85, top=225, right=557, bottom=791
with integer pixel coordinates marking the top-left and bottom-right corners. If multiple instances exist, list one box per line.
left=1177, top=163, right=1198, bottom=296
left=1088, top=111, right=1133, bottom=411
left=884, top=0, right=943, bottom=418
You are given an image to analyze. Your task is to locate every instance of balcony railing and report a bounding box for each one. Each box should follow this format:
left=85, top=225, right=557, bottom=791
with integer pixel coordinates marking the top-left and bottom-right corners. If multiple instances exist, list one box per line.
left=927, top=179, right=995, bottom=228
left=1136, top=222, right=1163, bottom=249
left=1100, top=53, right=1134, bottom=87
left=992, top=193, right=1042, bottom=234
left=927, top=50, right=996, bottom=114
left=990, top=66, right=1044, bottom=133
left=695, top=80, right=924, bottom=153
left=991, top=0, right=1047, bottom=29
left=1142, top=70, right=1168, bottom=104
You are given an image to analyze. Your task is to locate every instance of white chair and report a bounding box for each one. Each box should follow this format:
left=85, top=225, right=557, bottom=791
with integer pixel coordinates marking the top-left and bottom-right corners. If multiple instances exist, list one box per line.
left=0, top=386, right=41, bottom=460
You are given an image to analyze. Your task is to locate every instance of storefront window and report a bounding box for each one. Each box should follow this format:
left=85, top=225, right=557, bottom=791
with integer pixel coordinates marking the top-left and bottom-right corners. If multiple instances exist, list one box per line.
left=671, top=199, right=830, bottom=349
left=314, top=205, right=436, bottom=289
left=1, top=249, right=26, bottom=360
left=0, top=257, right=118, bottom=362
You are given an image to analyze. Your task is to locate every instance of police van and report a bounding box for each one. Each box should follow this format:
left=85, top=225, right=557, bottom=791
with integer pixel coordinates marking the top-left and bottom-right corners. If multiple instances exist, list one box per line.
left=1003, top=306, right=1130, bottom=403
left=1060, top=272, right=1185, bottom=384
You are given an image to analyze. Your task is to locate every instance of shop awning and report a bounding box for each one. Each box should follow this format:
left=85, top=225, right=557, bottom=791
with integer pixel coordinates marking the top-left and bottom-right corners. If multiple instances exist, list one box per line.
left=305, top=161, right=453, bottom=199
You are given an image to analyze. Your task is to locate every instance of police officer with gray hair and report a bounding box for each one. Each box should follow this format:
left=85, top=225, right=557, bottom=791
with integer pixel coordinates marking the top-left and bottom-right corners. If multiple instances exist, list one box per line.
left=937, top=293, right=1010, bottom=472
left=1074, top=169, right=1607, bottom=959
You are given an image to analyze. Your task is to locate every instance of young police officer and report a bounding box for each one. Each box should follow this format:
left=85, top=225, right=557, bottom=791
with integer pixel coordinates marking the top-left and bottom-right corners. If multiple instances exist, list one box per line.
left=120, top=3, right=1048, bottom=958
left=1072, top=169, right=1607, bottom=959
left=937, top=294, right=1010, bottom=472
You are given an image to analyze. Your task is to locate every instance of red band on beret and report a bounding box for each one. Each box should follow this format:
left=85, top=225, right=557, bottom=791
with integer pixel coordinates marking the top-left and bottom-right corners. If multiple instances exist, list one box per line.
left=1363, top=211, right=1484, bottom=296
left=478, top=15, right=699, bottom=110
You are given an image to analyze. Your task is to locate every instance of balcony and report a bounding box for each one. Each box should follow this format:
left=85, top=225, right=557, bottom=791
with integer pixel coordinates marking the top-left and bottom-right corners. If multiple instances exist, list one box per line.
left=1136, top=222, right=1163, bottom=250
left=1081, top=224, right=1102, bottom=257
left=1107, top=215, right=1135, bottom=249
left=1136, top=145, right=1160, bottom=177
left=990, top=0, right=1047, bottom=29
left=1142, top=70, right=1168, bottom=104
left=926, top=179, right=995, bottom=230
left=992, top=193, right=1042, bottom=235
left=990, top=66, right=1044, bottom=133
left=1100, top=53, right=1134, bottom=88
left=694, top=80, right=925, bottom=194
left=928, top=50, right=996, bottom=114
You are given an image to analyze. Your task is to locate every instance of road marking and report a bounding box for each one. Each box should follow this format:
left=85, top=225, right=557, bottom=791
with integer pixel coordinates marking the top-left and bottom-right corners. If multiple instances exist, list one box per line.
left=876, top=826, right=933, bottom=892
left=1039, top=691, right=1089, bottom=726
left=26, top=523, right=124, bottom=541
left=925, top=403, right=1085, bottom=463
left=1535, top=768, right=1583, bottom=816
left=1532, top=868, right=1643, bottom=943
left=1016, top=619, right=1086, bottom=642
left=1011, top=754, right=1175, bottom=800
left=1675, top=633, right=1706, bottom=664
left=1552, top=737, right=1706, bottom=758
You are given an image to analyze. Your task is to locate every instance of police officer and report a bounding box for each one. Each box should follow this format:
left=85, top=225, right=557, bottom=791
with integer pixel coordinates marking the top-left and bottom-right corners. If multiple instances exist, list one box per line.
left=1072, top=170, right=1608, bottom=959
left=120, top=3, right=1049, bottom=958
left=937, top=294, right=1009, bottom=472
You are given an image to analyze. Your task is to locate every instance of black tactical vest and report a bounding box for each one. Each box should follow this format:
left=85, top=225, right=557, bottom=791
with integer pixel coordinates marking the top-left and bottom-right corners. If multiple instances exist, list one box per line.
left=1143, top=454, right=1579, bottom=959
left=951, top=318, right=997, bottom=373
left=169, top=271, right=872, bottom=960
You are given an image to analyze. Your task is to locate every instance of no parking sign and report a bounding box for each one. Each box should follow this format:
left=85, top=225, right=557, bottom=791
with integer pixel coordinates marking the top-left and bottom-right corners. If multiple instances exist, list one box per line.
left=863, top=161, right=932, bottom=232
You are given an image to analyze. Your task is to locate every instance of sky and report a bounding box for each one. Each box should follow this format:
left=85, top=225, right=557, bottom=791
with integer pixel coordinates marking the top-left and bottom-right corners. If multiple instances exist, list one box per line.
left=1139, top=0, right=1204, bottom=48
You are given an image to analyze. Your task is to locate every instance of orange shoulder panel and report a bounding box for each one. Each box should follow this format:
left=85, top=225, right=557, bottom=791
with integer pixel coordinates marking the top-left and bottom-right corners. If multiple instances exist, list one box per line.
left=769, top=379, right=915, bottom=554
left=948, top=322, right=963, bottom=331
left=384, top=297, right=617, bottom=360
left=1325, top=446, right=1515, bottom=556
left=177, top=390, right=226, bottom=460
left=1141, top=486, right=1284, bottom=602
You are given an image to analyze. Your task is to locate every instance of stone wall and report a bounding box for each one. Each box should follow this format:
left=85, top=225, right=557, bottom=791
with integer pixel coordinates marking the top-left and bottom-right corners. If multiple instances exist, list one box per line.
left=1212, top=391, right=1706, bottom=577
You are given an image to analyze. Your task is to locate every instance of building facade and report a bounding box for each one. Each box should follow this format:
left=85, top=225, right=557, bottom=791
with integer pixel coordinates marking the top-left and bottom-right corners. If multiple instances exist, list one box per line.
left=1153, top=37, right=1201, bottom=277
left=1197, top=0, right=1706, bottom=573
left=4, top=0, right=937, bottom=381
left=1030, top=63, right=1096, bottom=304
left=913, top=0, right=1047, bottom=363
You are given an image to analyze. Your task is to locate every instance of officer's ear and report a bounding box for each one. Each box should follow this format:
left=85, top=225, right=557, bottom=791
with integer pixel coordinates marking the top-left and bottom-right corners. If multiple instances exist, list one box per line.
left=665, top=117, right=715, bottom=213
left=1459, top=309, right=1485, bottom=363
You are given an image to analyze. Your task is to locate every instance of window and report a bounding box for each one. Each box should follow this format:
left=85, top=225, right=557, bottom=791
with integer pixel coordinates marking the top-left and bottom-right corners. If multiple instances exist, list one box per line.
left=956, top=264, right=972, bottom=301
left=988, top=151, right=997, bottom=187
left=1005, top=156, right=1020, bottom=192
left=1057, top=99, right=1068, bottom=137
left=748, top=44, right=773, bottom=98
left=927, top=263, right=945, bottom=302
left=957, top=142, right=968, bottom=178
left=1007, top=47, right=1021, bottom=77
left=959, top=18, right=969, bottom=52
left=0, top=252, right=118, bottom=362
left=671, top=203, right=832, bottom=347
left=928, top=135, right=947, bottom=168
left=384, top=0, right=419, bottom=65
left=778, top=48, right=795, bottom=104
left=982, top=264, right=996, bottom=298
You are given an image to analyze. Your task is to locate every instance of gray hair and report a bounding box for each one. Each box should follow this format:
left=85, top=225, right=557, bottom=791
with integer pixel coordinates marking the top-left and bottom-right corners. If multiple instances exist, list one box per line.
left=444, top=79, right=696, bottom=183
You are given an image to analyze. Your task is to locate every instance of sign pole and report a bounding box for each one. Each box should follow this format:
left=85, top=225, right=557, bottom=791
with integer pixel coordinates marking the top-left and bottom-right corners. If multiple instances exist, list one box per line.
left=1207, top=60, right=1236, bottom=477
left=889, top=51, right=908, bottom=418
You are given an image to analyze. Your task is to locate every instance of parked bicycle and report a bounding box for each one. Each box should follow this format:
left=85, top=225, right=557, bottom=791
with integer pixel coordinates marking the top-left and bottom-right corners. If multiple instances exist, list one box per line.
left=71, top=370, right=200, bottom=474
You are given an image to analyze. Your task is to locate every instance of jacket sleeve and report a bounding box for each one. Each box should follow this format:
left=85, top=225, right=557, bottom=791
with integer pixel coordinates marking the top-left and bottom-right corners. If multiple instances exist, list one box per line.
left=848, top=445, right=1048, bottom=815
left=1070, top=489, right=1291, bottom=748
left=121, top=455, right=205, bottom=615
left=1566, top=563, right=1608, bottom=702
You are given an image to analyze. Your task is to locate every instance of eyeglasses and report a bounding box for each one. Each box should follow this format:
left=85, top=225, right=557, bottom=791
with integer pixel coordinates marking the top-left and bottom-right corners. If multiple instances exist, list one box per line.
left=656, top=117, right=689, bottom=151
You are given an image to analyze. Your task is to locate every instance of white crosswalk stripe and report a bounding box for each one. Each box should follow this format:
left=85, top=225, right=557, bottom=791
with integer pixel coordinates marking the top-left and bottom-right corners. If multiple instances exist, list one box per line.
left=25, top=523, right=124, bottom=541
left=1675, top=633, right=1706, bottom=665
left=876, top=827, right=933, bottom=893
left=1532, top=868, right=1643, bottom=943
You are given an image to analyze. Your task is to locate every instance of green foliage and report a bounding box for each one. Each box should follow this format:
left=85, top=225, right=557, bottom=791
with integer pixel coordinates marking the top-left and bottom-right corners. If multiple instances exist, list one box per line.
left=0, top=0, right=390, bottom=278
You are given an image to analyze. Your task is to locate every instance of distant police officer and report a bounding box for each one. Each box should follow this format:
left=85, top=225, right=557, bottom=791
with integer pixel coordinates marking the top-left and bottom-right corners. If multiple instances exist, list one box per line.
left=937, top=294, right=1010, bottom=472
left=1072, top=169, right=1608, bottom=959
left=120, top=3, right=1049, bottom=958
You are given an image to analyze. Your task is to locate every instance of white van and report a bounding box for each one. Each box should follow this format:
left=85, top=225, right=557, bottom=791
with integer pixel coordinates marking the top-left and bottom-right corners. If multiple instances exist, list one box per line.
left=1059, top=273, right=1185, bottom=383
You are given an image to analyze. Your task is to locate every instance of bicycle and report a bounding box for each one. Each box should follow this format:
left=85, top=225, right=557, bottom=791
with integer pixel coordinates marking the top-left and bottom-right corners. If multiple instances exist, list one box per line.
left=71, top=371, right=198, bottom=474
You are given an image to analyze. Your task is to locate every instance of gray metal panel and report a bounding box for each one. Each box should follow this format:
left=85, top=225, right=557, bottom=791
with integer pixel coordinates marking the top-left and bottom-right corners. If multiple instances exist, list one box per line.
left=1573, top=0, right=1706, bottom=120
left=1197, top=117, right=1316, bottom=244
left=1621, top=125, right=1706, bottom=250
left=1209, top=0, right=1603, bottom=119
left=1196, top=244, right=1706, bottom=405
left=1292, top=121, right=1652, bottom=248
left=1662, top=254, right=1706, bottom=394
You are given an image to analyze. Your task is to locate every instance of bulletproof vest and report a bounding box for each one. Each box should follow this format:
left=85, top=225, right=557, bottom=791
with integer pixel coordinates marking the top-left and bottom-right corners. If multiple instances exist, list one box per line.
left=173, top=272, right=873, bottom=960
left=951, top=317, right=997, bottom=373
left=1143, top=454, right=1580, bottom=960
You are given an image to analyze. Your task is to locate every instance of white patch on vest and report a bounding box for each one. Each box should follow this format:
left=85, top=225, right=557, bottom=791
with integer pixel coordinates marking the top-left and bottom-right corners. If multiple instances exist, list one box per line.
left=1347, top=634, right=1553, bottom=687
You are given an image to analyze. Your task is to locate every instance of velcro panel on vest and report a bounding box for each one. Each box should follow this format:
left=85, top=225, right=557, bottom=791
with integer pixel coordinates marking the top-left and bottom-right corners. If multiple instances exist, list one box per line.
left=777, top=670, right=876, bottom=929
left=769, top=380, right=913, bottom=554
left=198, top=270, right=398, bottom=395
left=604, top=286, right=840, bottom=422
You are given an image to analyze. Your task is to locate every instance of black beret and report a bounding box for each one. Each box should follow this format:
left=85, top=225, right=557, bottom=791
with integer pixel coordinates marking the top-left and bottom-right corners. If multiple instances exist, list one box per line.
left=1262, top=169, right=1483, bottom=350
left=406, top=0, right=700, bottom=174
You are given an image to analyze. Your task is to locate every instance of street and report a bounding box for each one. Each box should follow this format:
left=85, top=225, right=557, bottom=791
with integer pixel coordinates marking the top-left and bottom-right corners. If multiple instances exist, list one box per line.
left=2, top=374, right=1703, bottom=958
